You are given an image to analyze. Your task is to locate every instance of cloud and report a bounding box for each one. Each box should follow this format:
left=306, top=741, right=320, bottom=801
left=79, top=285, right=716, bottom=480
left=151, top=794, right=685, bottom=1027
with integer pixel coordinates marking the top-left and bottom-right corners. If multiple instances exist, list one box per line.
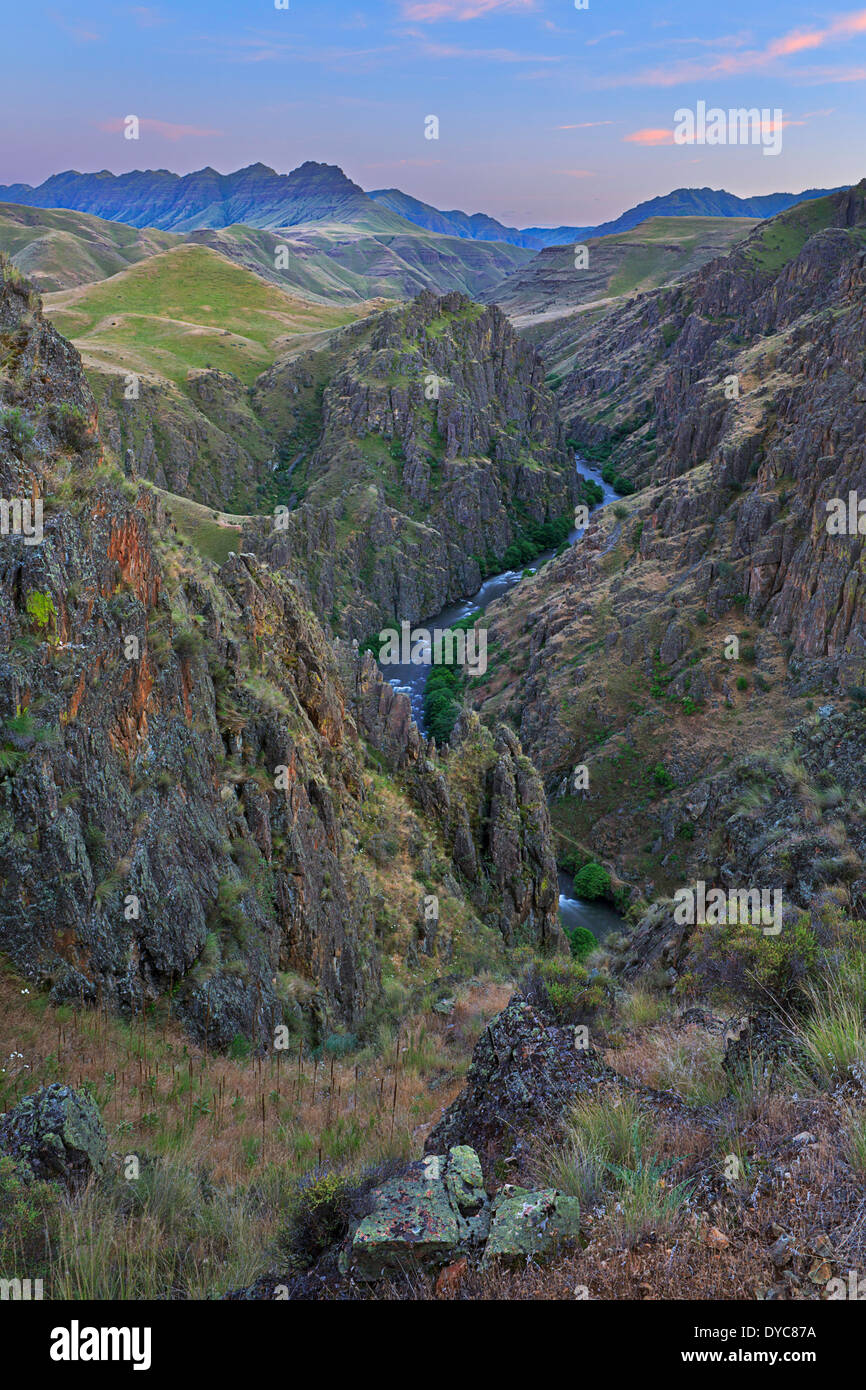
left=613, top=8, right=866, bottom=87
left=406, top=30, right=559, bottom=61
left=554, top=121, right=615, bottom=129
left=399, top=0, right=537, bottom=20
left=556, top=168, right=594, bottom=178
left=49, top=10, right=101, bottom=42
left=586, top=30, right=625, bottom=47
left=623, top=127, right=675, bottom=146
left=97, top=118, right=223, bottom=141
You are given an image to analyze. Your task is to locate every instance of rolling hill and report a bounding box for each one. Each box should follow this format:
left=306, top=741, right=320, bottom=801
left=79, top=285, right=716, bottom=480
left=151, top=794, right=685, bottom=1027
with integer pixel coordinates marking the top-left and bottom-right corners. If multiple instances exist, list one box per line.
left=489, top=215, right=760, bottom=342
left=40, top=242, right=374, bottom=511
left=43, top=241, right=360, bottom=387
left=189, top=221, right=530, bottom=302
left=0, top=202, right=180, bottom=292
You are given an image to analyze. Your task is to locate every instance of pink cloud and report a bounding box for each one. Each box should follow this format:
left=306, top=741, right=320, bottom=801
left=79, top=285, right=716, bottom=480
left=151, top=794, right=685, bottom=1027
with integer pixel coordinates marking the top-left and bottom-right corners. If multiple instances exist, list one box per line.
left=400, top=0, right=536, bottom=20
left=608, top=7, right=866, bottom=87
left=623, top=128, right=675, bottom=146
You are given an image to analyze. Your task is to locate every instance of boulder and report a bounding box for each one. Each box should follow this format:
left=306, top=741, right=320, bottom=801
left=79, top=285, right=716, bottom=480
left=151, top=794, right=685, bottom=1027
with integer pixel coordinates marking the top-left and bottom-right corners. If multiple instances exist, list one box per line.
left=0, top=1084, right=107, bottom=1190
left=482, top=1187, right=582, bottom=1268
left=350, top=1147, right=490, bottom=1280
left=425, top=999, right=609, bottom=1167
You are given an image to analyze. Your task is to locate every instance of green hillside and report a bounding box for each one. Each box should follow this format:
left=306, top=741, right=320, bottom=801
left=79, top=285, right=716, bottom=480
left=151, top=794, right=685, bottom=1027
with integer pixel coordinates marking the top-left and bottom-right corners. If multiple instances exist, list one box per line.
left=43, top=243, right=359, bottom=387
left=0, top=202, right=180, bottom=292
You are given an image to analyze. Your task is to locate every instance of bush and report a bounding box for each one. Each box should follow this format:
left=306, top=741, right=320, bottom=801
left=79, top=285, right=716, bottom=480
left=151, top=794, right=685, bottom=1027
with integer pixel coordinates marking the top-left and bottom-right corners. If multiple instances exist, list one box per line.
left=279, top=1162, right=401, bottom=1271
left=685, top=914, right=818, bottom=1010
left=522, top=956, right=613, bottom=1024
left=567, top=925, right=597, bottom=962
left=423, top=665, right=462, bottom=745
left=0, top=407, right=35, bottom=453
left=0, top=1155, right=60, bottom=1279
left=650, top=763, right=675, bottom=792
left=573, top=862, right=612, bottom=902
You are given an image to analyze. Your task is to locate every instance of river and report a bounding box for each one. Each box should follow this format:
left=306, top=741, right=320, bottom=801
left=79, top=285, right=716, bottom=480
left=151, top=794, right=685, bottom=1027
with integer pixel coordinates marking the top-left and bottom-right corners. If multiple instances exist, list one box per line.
left=378, top=455, right=624, bottom=943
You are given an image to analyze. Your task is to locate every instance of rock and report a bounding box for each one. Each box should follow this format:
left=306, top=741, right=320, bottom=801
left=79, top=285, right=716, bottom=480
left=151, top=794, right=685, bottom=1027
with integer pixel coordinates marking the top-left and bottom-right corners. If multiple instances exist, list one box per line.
left=0, top=1084, right=107, bottom=1191
left=425, top=999, right=610, bottom=1168
left=350, top=1147, right=490, bottom=1280
left=723, top=1013, right=803, bottom=1081
left=790, top=1131, right=816, bottom=1149
left=482, top=1187, right=582, bottom=1268
left=432, top=997, right=456, bottom=1016
left=445, top=1145, right=485, bottom=1216
left=768, top=1234, right=793, bottom=1267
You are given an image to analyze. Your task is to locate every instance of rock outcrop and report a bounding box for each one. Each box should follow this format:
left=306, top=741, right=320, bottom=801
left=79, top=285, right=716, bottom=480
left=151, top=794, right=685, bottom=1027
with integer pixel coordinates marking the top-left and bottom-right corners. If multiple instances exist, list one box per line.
left=425, top=999, right=610, bottom=1168
left=0, top=259, right=564, bottom=1047
left=247, top=290, right=576, bottom=638
left=0, top=1084, right=107, bottom=1190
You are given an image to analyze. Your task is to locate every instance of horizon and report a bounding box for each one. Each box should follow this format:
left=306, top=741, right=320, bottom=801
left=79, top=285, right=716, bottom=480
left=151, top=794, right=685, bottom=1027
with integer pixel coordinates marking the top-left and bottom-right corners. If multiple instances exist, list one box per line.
left=2, top=158, right=854, bottom=234
left=2, top=1, right=866, bottom=225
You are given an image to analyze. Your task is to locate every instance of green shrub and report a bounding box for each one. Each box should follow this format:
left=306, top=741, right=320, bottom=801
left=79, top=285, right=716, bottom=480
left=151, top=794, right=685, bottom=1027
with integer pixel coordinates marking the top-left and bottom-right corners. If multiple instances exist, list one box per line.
left=0, top=1155, right=60, bottom=1279
left=573, top=862, right=612, bottom=901
left=567, top=925, right=597, bottom=962
left=650, top=764, right=675, bottom=791
left=172, top=628, right=203, bottom=660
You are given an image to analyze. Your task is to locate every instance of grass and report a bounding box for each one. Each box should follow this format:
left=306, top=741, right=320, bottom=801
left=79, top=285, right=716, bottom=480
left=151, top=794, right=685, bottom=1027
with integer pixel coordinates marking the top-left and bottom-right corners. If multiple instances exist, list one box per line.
left=0, top=953, right=510, bottom=1298
left=152, top=486, right=247, bottom=564
left=533, top=1091, right=691, bottom=1247
left=796, top=967, right=866, bottom=1084
left=44, top=244, right=356, bottom=388
left=0, top=203, right=180, bottom=293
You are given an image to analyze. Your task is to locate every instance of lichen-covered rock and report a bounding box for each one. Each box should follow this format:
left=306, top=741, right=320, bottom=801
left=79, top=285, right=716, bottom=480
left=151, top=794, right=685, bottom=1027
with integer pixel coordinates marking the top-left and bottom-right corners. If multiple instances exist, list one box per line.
left=425, top=999, right=611, bottom=1168
left=350, top=1147, right=490, bottom=1279
left=482, top=1187, right=582, bottom=1268
left=445, top=1145, right=485, bottom=1216
left=0, top=1084, right=107, bottom=1190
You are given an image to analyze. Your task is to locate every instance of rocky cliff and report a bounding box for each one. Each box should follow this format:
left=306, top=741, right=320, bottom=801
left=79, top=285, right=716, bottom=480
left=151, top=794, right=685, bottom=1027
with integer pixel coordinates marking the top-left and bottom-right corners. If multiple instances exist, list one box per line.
left=470, top=182, right=866, bottom=913
left=247, top=290, right=576, bottom=638
left=0, top=260, right=562, bottom=1049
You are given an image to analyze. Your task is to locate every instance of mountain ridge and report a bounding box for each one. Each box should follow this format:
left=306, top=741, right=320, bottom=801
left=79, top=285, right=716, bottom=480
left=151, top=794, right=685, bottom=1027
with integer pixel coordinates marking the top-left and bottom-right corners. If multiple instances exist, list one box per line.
left=1, top=162, right=845, bottom=248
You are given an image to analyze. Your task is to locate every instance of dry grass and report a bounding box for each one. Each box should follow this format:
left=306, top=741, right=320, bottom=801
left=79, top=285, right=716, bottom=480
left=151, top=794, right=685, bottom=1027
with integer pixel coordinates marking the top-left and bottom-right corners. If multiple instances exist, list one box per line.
left=0, top=955, right=511, bottom=1297
left=606, top=1022, right=728, bottom=1106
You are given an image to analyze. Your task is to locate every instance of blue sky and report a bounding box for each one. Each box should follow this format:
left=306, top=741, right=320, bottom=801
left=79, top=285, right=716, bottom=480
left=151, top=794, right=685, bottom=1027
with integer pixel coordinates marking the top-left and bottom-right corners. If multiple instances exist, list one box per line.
left=2, top=1, right=865, bottom=226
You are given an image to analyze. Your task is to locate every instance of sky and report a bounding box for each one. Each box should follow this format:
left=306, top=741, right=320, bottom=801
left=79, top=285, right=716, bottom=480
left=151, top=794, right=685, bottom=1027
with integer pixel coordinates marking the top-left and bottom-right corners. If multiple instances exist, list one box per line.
left=1, top=1, right=865, bottom=227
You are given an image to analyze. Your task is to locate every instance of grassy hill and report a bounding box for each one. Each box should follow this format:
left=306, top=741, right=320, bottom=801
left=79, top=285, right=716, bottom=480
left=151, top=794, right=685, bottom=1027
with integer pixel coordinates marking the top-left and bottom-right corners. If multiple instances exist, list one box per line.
left=43, top=242, right=358, bottom=387
left=39, top=243, right=375, bottom=513
left=0, top=202, right=180, bottom=292
left=491, top=216, right=759, bottom=333
left=190, top=221, right=531, bottom=303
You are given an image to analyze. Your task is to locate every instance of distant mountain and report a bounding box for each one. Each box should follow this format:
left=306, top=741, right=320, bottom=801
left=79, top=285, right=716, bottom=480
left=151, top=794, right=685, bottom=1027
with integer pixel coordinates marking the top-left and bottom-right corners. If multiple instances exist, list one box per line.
left=0, top=164, right=844, bottom=250
left=367, top=188, right=539, bottom=248
left=369, top=184, right=844, bottom=250
left=0, top=162, right=413, bottom=235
